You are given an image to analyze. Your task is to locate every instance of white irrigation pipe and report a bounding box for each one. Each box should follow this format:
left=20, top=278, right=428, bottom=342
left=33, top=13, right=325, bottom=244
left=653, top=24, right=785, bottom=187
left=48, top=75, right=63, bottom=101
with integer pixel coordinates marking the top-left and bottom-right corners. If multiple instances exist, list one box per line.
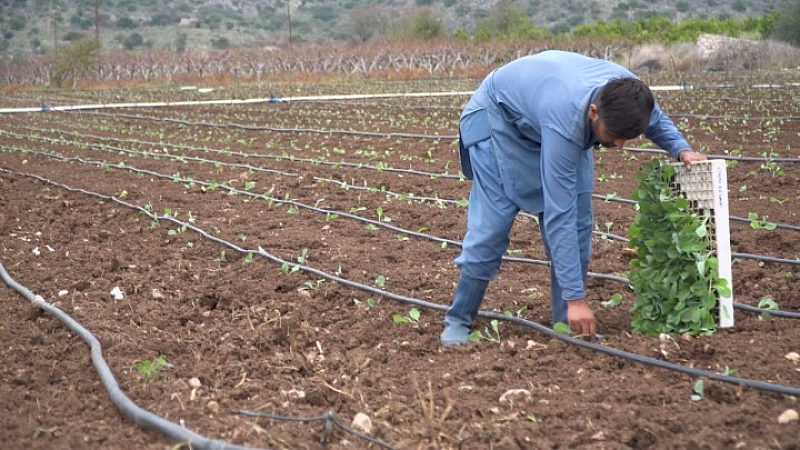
left=0, top=86, right=695, bottom=114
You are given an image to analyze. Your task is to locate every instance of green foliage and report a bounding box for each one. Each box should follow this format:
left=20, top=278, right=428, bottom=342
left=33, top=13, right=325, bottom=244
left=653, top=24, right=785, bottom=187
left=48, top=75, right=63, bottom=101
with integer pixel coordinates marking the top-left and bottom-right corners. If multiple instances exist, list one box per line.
left=475, top=0, right=550, bottom=41
left=122, top=32, right=144, bottom=50
left=175, top=32, right=187, bottom=53
left=571, top=14, right=777, bottom=44
left=137, top=356, right=168, bottom=382
left=211, top=36, right=230, bottom=49
left=468, top=319, right=501, bottom=343
left=392, top=308, right=421, bottom=324
left=627, top=159, right=730, bottom=336
left=771, top=4, right=800, bottom=47
left=553, top=322, right=572, bottom=334
left=116, top=16, right=138, bottom=29
left=51, top=37, right=100, bottom=88
left=403, top=8, right=443, bottom=41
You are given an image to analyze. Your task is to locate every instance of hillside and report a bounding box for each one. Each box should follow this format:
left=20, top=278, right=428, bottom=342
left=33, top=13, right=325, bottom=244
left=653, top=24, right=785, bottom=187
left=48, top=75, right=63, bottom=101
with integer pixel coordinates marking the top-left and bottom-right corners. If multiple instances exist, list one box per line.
left=0, top=0, right=792, bottom=57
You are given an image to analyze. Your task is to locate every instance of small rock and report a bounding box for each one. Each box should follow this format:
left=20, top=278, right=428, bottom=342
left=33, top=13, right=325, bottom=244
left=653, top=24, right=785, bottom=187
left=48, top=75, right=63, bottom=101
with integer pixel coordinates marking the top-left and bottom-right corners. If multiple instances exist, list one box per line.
left=206, top=401, right=220, bottom=414
left=58, top=290, right=69, bottom=297
left=151, top=289, right=165, bottom=300
left=591, top=431, right=606, bottom=441
left=280, top=388, right=305, bottom=400
left=298, top=290, right=312, bottom=299
left=350, top=412, right=373, bottom=435
left=110, top=286, right=124, bottom=300
left=188, top=377, right=202, bottom=388
left=778, top=409, right=798, bottom=424
left=785, top=352, right=800, bottom=363
left=499, top=389, right=532, bottom=407
left=458, top=385, right=475, bottom=392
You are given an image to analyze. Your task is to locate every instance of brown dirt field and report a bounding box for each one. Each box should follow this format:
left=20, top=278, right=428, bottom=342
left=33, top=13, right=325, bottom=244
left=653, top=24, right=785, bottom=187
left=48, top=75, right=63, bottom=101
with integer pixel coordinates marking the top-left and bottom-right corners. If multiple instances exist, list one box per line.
left=1, top=74, right=799, bottom=449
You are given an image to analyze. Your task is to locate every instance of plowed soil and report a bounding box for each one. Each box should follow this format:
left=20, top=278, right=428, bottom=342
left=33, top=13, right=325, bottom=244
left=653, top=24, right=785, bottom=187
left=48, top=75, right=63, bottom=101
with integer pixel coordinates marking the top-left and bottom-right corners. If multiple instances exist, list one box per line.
left=1, top=75, right=799, bottom=449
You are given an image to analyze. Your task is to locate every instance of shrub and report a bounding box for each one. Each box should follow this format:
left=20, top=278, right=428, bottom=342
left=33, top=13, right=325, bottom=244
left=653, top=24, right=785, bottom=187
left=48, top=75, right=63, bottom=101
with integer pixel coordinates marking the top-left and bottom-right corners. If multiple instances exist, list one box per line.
left=771, top=4, right=800, bottom=47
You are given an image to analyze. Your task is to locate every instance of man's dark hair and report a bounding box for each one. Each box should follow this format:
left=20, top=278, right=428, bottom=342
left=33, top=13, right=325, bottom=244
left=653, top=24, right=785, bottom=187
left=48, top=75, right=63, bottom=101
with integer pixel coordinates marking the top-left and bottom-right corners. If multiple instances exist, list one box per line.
left=596, top=78, right=655, bottom=139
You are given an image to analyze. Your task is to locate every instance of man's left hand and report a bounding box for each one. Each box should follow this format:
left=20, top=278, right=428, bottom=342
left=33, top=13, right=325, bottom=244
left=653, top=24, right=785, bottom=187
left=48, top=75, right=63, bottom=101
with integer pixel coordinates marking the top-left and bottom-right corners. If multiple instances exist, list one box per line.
left=678, top=150, right=707, bottom=169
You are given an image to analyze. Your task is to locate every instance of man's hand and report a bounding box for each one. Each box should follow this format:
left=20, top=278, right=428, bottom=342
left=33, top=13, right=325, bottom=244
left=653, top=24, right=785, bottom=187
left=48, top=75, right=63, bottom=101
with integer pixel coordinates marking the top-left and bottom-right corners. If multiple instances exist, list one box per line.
left=678, top=150, right=707, bottom=170
left=567, top=299, right=596, bottom=339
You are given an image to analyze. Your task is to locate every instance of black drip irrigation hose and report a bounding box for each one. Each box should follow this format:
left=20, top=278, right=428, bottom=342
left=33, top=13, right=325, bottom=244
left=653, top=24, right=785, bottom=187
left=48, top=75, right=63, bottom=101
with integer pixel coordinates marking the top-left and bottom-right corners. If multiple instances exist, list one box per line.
left=0, top=261, right=258, bottom=450
left=3, top=167, right=799, bottom=399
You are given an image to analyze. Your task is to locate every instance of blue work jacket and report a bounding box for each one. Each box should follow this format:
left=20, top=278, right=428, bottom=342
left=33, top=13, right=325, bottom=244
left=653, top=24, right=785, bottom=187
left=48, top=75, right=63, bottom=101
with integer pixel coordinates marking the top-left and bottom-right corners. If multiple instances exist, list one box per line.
left=459, top=50, right=690, bottom=301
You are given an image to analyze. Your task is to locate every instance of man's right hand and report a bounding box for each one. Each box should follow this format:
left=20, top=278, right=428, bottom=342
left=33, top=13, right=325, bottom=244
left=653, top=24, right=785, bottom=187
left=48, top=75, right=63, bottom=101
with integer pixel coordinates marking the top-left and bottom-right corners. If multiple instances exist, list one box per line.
left=567, top=299, right=596, bottom=339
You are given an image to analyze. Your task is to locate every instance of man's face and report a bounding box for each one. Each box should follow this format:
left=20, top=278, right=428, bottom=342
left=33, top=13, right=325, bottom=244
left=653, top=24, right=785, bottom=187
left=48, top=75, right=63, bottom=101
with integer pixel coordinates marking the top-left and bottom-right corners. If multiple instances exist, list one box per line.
left=588, top=104, right=627, bottom=149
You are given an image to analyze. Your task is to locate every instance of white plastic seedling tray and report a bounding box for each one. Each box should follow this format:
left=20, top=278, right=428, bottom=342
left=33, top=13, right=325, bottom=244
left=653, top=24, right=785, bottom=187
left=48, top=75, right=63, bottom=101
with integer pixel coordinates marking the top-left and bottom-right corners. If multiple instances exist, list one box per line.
left=668, top=159, right=733, bottom=328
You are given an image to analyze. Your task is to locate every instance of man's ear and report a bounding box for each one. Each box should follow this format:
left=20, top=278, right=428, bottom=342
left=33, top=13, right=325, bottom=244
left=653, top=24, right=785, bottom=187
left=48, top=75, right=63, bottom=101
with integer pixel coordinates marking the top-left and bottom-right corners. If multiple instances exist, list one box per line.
left=588, top=103, right=599, bottom=121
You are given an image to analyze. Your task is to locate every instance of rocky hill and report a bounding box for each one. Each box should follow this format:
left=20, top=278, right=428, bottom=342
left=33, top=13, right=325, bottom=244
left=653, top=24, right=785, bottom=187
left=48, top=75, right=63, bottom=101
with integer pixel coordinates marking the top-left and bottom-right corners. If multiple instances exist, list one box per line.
left=0, top=0, right=792, bottom=57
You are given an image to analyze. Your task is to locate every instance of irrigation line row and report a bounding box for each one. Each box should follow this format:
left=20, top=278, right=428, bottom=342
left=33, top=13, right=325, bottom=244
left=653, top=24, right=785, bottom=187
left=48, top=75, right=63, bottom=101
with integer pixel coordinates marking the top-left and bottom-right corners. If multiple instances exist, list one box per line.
left=6, top=125, right=800, bottom=234
left=6, top=125, right=800, bottom=237
left=2, top=167, right=799, bottom=399
left=3, top=140, right=799, bottom=270
left=21, top=110, right=800, bottom=165
left=77, top=110, right=454, bottom=141
left=68, top=110, right=800, bottom=164
left=5, top=141, right=800, bottom=271
left=2, top=150, right=799, bottom=319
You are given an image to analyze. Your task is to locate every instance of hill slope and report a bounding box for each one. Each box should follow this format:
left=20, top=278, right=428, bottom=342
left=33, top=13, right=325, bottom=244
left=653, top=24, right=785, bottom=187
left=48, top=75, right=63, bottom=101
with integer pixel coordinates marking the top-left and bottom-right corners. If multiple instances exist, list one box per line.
left=0, top=0, right=792, bottom=57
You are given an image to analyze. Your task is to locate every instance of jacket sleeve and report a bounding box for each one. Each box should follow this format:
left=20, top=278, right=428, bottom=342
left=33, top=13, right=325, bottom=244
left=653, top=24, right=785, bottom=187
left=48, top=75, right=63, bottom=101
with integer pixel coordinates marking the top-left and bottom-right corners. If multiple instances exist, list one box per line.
left=645, top=102, right=691, bottom=160
left=540, top=126, right=586, bottom=301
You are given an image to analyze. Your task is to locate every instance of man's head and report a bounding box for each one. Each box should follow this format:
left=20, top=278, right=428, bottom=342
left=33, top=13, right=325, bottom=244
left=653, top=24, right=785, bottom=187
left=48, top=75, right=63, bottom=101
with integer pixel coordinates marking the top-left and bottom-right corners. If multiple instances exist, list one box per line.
left=588, top=78, right=655, bottom=149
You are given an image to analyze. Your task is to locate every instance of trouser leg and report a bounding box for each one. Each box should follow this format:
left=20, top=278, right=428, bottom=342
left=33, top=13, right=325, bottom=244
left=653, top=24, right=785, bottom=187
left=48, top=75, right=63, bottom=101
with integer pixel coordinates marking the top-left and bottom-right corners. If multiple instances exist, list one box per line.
left=442, top=139, right=518, bottom=345
left=539, top=191, right=593, bottom=325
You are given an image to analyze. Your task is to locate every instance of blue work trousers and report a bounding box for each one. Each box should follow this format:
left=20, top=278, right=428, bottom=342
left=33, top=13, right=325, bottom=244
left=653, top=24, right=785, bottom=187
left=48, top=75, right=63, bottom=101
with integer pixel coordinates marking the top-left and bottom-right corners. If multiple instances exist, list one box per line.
left=454, top=138, right=593, bottom=324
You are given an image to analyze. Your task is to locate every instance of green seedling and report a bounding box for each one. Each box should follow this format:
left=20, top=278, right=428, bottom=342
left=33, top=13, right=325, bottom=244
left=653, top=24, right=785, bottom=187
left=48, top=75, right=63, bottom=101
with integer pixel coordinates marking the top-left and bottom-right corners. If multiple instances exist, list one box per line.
left=757, top=297, right=779, bottom=321
left=468, top=319, right=501, bottom=343
left=374, top=275, right=386, bottom=288
left=690, top=379, right=704, bottom=402
left=137, top=357, right=169, bottom=382
left=392, top=308, right=420, bottom=324
left=300, top=279, right=325, bottom=291
left=601, top=293, right=623, bottom=307
left=747, top=212, right=777, bottom=230
left=503, top=306, right=527, bottom=318
left=553, top=322, right=572, bottom=335
left=353, top=297, right=379, bottom=308
left=526, top=413, right=542, bottom=423
left=722, top=366, right=738, bottom=376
